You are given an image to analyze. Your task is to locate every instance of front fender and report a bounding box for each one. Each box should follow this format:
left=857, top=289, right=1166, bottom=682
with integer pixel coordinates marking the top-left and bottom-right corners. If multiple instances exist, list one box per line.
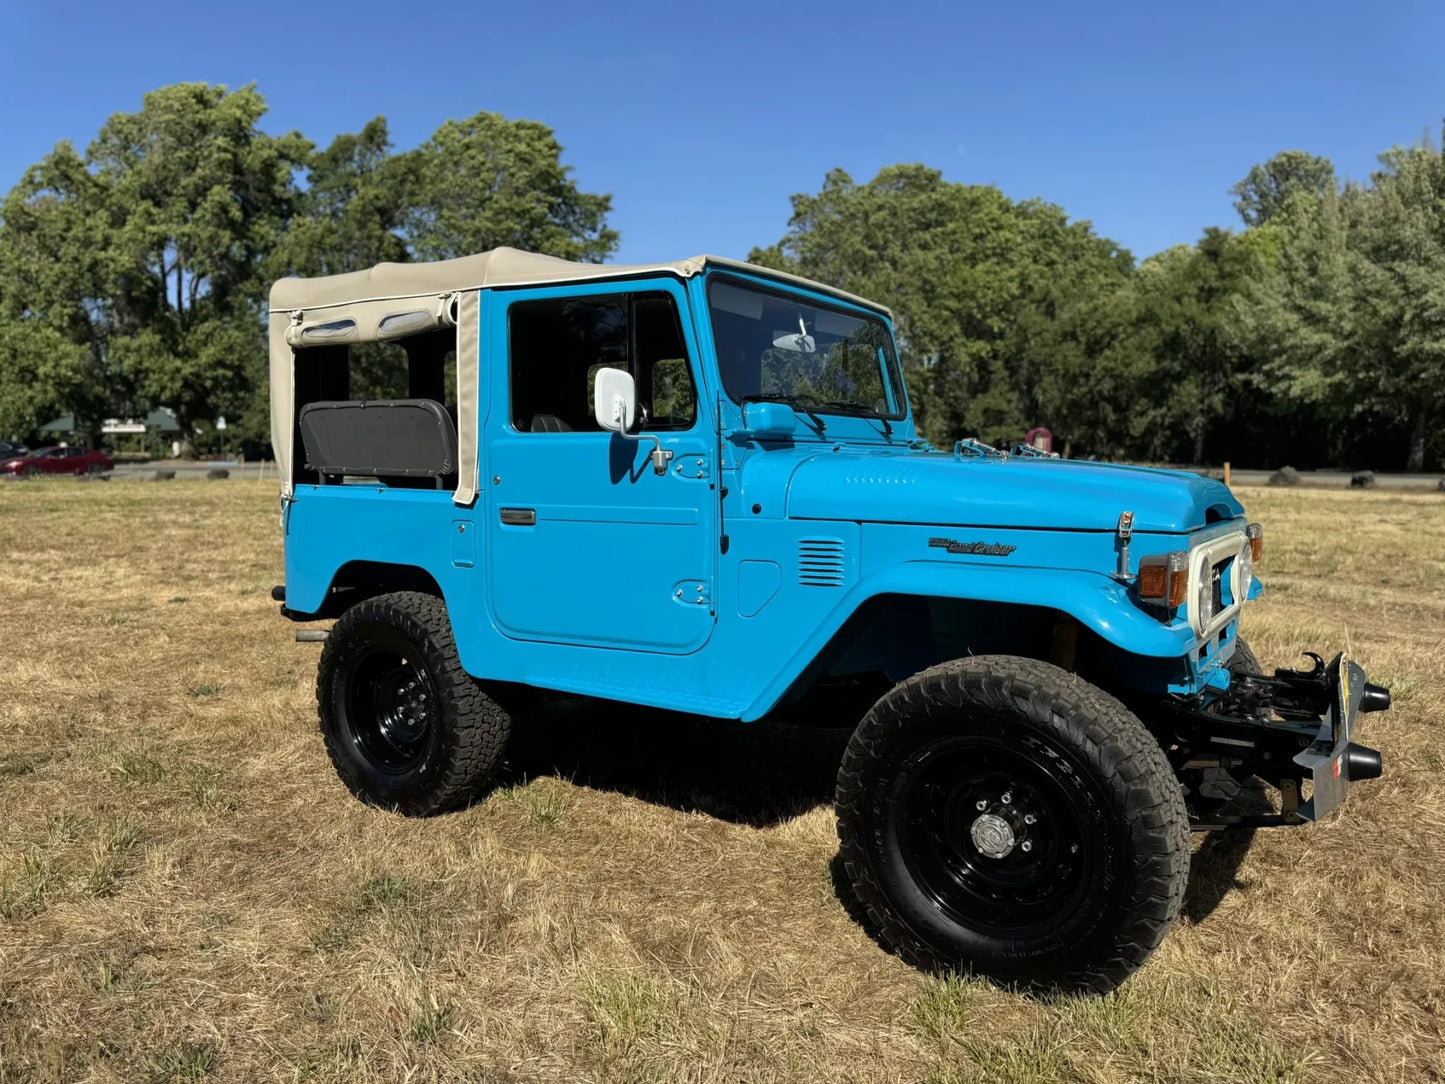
left=870, top=561, right=1194, bottom=657
left=740, top=561, right=1193, bottom=720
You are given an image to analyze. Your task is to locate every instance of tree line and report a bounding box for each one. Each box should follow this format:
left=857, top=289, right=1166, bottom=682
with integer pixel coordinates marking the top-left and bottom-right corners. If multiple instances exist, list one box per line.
left=1, top=82, right=1441, bottom=470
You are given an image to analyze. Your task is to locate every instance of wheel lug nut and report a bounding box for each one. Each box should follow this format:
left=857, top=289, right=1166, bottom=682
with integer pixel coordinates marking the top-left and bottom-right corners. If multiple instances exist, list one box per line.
left=1070, top=844, right=1078, bottom=853
left=1021, top=841, right=1033, bottom=852
left=975, top=800, right=988, bottom=811
left=1001, top=792, right=1012, bottom=805
left=1024, top=813, right=1036, bottom=825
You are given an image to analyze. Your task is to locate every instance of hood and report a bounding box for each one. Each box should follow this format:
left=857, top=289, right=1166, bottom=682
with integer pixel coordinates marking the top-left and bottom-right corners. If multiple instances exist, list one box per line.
left=783, top=450, right=1243, bottom=533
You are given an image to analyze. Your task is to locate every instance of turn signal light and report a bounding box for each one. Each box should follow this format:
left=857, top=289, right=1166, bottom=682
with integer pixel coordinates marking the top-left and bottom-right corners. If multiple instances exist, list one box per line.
left=1137, top=552, right=1189, bottom=609
left=1246, top=522, right=1263, bottom=563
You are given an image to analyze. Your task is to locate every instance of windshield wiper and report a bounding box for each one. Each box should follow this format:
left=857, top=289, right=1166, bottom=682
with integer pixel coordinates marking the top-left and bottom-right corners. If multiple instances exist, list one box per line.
left=819, top=401, right=893, bottom=436
left=739, top=394, right=827, bottom=430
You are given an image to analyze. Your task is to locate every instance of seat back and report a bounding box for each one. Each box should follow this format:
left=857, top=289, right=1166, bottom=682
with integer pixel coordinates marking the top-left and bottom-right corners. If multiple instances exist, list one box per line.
left=299, top=399, right=458, bottom=486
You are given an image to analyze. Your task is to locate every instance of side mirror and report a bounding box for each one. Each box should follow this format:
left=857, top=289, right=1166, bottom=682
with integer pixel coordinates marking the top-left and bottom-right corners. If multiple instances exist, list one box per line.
left=592, top=365, right=673, bottom=476
left=593, top=366, right=635, bottom=432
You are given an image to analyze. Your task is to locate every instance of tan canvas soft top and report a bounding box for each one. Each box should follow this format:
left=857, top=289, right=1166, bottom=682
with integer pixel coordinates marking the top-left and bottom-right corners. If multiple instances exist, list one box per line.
left=269, top=247, right=891, bottom=509
left=268, top=247, right=889, bottom=317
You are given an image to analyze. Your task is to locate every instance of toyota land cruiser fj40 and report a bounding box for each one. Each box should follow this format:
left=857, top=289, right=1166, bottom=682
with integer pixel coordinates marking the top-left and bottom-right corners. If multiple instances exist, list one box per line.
left=268, top=248, right=1388, bottom=992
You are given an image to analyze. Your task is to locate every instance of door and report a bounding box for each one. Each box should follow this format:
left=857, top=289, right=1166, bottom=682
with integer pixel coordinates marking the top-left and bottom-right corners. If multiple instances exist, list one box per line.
left=485, top=278, right=718, bottom=653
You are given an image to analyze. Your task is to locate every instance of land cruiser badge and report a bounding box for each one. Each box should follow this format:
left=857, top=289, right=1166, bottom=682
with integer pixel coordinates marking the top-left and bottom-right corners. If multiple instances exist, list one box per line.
left=928, top=537, right=1017, bottom=557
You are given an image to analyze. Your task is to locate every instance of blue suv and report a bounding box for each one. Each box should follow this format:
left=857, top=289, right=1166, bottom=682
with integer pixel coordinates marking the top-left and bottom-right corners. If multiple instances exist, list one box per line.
left=268, top=248, right=1387, bottom=991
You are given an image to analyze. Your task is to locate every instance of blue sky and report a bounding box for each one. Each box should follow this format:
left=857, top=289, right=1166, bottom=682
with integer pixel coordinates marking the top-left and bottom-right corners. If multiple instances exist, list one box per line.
left=2, top=0, right=1440, bottom=265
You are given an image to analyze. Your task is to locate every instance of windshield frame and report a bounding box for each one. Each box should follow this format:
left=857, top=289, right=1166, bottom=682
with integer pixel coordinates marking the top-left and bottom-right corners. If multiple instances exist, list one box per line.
left=705, top=272, right=908, bottom=422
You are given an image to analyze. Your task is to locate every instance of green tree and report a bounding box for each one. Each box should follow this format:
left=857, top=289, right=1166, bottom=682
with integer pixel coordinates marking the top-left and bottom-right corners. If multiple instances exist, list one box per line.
left=751, top=165, right=1133, bottom=448
left=1123, top=231, right=1266, bottom=464
left=283, top=117, right=410, bottom=278
left=401, top=111, right=618, bottom=262
left=0, top=83, right=309, bottom=449
left=1231, top=150, right=1336, bottom=227
left=0, top=141, right=114, bottom=441
left=1341, top=140, right=1445, bottom=470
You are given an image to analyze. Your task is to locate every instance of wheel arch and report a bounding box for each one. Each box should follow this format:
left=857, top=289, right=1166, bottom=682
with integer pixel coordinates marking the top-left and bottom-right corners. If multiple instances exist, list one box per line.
left=744, top=565, right=1196, bottom=720
left=285, top=559, right=446, bottom=620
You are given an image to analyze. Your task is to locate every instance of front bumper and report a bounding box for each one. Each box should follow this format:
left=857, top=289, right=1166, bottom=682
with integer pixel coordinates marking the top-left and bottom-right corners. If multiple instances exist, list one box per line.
left=1290, top=655, right=1385, bottom=822
left=1158, top=652, right=1387, bottom=829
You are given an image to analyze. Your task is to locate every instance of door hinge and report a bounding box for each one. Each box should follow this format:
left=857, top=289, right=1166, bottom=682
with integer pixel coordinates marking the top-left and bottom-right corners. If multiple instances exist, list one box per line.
left=673, top=580, right=711, bottom=606
left=673, top=455, right=710, bottom=480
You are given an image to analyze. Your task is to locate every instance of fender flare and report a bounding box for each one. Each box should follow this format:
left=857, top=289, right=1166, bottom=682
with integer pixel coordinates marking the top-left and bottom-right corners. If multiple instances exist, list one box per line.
left=740, top=561, right=1193, bottom=720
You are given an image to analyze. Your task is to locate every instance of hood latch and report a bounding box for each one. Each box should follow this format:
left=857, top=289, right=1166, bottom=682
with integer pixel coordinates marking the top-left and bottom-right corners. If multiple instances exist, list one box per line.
left=1115, top=511, right=1135, bottom=578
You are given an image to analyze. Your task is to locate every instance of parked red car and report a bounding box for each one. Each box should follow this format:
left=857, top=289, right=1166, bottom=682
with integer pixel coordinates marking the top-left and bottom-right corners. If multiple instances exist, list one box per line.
left=0, top=446, right=113, bottom=478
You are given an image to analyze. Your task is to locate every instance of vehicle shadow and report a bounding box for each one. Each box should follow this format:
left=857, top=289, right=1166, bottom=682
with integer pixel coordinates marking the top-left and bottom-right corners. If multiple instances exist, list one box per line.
left=499, top=695, right=851, bottom=829
left=1179, top=779, right=1274, bottom=924
left=501, top=694, right=1248, bottom=932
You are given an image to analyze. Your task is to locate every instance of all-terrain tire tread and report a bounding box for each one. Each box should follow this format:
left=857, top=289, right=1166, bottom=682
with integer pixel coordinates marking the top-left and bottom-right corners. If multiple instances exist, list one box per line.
left=1228, top=639, right=1264, bottom=677
left=835, top=655, right=1189, bottom=993
left=316, top=590, right=509, bottom=817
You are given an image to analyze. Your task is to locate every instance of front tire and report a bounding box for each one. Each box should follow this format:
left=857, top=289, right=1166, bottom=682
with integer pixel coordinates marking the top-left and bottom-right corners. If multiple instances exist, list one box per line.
left=835, top=656, right=1189, bottom=993
left=1229, top=638, right=1263, bottom=677
left=317, top=591, right=509, bottom=816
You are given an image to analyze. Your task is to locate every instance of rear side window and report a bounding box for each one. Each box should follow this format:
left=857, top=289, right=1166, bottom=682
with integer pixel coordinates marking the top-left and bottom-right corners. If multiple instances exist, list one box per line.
left=508, top=291, right=696, bottom=434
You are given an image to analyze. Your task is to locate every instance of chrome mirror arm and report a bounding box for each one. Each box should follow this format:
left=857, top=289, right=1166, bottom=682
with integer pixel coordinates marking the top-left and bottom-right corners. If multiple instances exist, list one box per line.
left=611, top=407, right=673, bottom=476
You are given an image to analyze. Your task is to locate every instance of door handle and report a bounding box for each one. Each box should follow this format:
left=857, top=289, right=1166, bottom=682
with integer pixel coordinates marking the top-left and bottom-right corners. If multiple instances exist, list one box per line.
left=499, top=508, right=536, bottom=526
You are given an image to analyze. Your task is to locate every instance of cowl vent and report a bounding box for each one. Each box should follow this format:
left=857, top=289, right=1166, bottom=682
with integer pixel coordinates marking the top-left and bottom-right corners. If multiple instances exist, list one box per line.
left=798, top=538, right=846, bottom=587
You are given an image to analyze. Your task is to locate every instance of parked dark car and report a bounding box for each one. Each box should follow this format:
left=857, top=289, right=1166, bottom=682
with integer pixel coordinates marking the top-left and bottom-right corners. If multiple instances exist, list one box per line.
left=0, top=446, right=113, bottom=478
left=0, top=441, right=29, bottom=460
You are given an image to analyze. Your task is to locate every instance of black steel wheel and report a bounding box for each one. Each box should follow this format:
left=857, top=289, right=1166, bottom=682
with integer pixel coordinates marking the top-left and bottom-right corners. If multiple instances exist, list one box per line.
left=897, top=731, right=1104, bottom=945
left=836, top=656, right=1189, bottom=993
left=20, top=465, right=38, bottom=479
left=343, top=646, right=439, bottom=773
left=317, top=591, right=510, bottom=816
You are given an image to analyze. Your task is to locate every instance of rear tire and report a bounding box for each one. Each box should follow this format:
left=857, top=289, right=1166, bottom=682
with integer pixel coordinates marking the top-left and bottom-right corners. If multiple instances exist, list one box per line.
left=317, top=591, right=509, bottom=816
left=835, top=656, right=1189, bottom=993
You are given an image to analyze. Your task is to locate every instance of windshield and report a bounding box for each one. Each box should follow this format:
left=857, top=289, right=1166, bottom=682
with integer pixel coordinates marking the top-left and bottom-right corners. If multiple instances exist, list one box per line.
left=708, top=277, right=906, bottom=420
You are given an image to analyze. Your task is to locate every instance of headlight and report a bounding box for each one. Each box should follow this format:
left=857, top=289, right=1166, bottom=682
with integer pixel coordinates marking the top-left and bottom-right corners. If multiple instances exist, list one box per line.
left=1195, top=570, right=1215, bottom=630
left=1236, top=539, right=1254, bottom=601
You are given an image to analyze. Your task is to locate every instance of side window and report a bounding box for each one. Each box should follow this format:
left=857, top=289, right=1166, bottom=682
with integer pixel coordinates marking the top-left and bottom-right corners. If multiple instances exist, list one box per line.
left=510, top=296, right=627, bottom=432
left=634, top=295, right=696, bottom=430
left=509, top=291, right=697, bottom=433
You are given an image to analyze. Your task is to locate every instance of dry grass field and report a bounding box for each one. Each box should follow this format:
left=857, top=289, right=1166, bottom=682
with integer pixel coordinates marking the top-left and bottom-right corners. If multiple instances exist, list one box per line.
left=0, top=479, right=1441, bottom=1083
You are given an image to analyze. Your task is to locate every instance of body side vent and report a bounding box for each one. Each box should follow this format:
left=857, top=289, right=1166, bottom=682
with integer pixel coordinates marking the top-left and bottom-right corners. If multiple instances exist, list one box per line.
left=798, top=537, right=847, bottom=587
